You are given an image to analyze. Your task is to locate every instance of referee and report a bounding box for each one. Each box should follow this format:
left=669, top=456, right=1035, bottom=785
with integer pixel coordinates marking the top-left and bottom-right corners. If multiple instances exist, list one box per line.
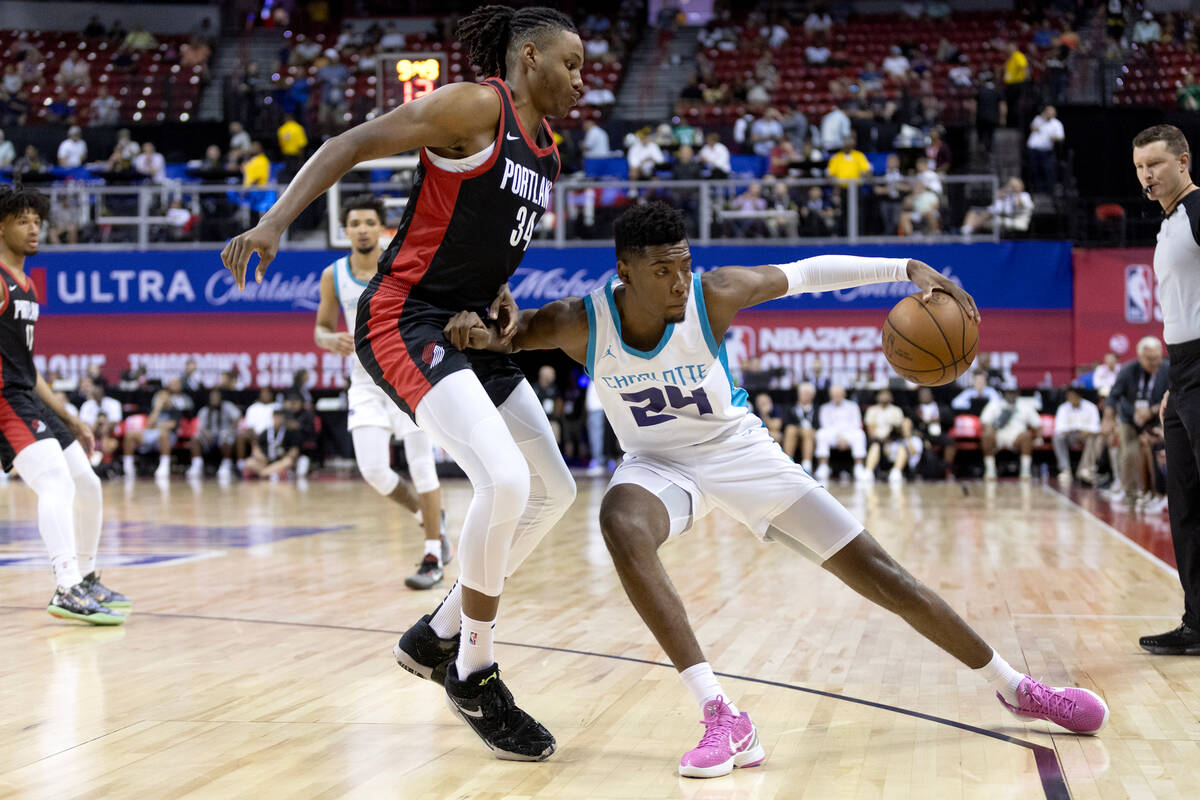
left=1133, top=124, right=1200, bottom=655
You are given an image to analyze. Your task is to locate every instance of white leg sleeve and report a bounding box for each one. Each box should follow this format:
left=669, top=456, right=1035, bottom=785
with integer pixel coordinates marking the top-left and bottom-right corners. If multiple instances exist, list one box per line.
left=62, top=441, right=103, bottom=576
left=13, top=439, right=79, bottom=588
left=351, top=426, right=401, bottom=497
left=415, top=370, right=530, bottom=597
left=401, top=428, right=440, bottom=495
left=495, top=380, right=577, bottom=578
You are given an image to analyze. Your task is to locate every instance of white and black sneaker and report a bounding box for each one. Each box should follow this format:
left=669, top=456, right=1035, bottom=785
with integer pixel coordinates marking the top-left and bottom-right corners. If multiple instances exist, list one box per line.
left=405, top=554, right=444, bottom=590
left=444, top=662, right=556, bottom=761
left=393, top=613, right=459, bottom=684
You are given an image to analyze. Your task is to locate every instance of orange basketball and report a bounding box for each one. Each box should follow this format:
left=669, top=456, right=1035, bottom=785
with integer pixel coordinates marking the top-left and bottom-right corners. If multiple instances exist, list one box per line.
left=882, top=289, right=979, bottom=386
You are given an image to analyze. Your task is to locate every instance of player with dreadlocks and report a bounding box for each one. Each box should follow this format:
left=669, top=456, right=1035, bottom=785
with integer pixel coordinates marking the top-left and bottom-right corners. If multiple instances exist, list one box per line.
left=221, top=5, right=583, bottom=760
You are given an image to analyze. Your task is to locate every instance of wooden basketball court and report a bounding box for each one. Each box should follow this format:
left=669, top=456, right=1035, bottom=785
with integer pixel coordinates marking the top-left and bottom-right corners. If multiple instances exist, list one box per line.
left=2, top=476, right=1198, bottom=799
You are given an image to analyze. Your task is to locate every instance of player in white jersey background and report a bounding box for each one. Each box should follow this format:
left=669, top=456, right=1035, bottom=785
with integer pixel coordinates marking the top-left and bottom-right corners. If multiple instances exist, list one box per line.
left=314, top=195, right=451, bottom=590
left=445, top=202, right=1109, bottom=777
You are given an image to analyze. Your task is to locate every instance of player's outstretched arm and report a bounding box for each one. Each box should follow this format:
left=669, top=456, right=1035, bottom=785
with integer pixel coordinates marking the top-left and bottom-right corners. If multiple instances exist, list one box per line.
left=314, top=266, right=354, bottom=356
left=701, top=256, right=980, bottom=337
left=444, top=298, right=589, bottom=363
left=221, top=82, right=502, bottom=290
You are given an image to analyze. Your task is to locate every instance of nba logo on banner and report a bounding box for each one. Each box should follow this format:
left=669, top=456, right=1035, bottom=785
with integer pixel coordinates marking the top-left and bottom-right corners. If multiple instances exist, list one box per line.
left=1125, top=264, right=1154, bottom=324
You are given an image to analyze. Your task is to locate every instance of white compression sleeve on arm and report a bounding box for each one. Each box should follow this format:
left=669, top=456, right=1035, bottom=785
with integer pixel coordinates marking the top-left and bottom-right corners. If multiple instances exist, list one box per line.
left=778, top=255, right=910, bottom=295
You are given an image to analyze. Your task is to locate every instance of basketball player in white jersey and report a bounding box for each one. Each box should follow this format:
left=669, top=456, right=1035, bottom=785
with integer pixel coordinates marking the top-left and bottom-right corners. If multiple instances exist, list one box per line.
left=446, top=203, right=1109, bottom=777
left=315, top=195, right=451, bottom=589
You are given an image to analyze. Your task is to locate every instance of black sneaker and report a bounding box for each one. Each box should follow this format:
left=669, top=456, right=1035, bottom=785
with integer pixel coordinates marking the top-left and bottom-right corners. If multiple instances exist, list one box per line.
left=444, top=662, right=556, bottom=761
left=47, top=583, right=125, bottom=626
left=1139, top=624, right=1200, bottom=655
left=404, top=554, right=444, bottom=590
left=393, top=613, right=459, bottom=684
left=81, top=571, right=131, bottom=608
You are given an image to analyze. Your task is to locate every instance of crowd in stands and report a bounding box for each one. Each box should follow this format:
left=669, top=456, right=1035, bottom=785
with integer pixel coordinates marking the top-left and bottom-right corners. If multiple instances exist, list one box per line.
left=0, top=19, right=213, bottom=128
left=44, top=362, right=320, bottom=484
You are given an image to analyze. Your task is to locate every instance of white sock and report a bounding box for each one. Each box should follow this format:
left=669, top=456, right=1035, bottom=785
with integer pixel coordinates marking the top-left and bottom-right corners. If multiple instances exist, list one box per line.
left=679, top=662, right=738, bottom=715
left=1019, top=454, right=1032, bottom=474
left=191, top=456, right=202, bottom=467
left=424, top=538, right=442, bottom=565
left=123, top=454, right=134, bottom=474
left=428, top=580, right=462, bottom=638
left=53, top=555, right=83, bottom=590
left=159, top=455, right=170, bottom=468
left=456, top=612, right=495, bottom=678
left=219, top=458, right=232, bottom=471
left=975, top=649, right=1025, bottom=705
left=984, top=455, right=997, bottom=472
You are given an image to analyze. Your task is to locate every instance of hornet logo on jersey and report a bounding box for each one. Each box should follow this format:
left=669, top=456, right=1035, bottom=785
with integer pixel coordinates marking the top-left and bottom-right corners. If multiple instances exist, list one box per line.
left=422, top=342, right=445, bottom=369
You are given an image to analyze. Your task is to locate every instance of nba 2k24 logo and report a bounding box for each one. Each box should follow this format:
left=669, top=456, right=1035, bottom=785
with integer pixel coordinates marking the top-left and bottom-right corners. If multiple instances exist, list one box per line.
left=1124, top=264, right=1160, bottom=324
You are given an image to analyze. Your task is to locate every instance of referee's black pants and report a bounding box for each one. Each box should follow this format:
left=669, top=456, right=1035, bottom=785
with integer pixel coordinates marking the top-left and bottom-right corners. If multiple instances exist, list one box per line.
left=1165, top=338, right=1200, bottom=629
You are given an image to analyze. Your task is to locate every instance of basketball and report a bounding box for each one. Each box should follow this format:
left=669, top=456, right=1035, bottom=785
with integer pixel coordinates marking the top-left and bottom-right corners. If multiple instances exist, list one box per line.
left=882, top=289, right=979, bottom=386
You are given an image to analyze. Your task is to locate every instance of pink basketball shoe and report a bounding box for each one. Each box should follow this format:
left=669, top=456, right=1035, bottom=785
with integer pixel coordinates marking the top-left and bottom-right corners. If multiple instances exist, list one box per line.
left=997, top=676, right=1109, bottom=734
left=678, top=696, right=766, bottom=778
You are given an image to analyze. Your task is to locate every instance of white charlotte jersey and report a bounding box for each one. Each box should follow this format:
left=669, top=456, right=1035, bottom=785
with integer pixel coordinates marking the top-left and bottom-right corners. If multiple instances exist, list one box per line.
left=330, top=256, right=373, bottom=387
left=585, top=273, right=755, bottom=454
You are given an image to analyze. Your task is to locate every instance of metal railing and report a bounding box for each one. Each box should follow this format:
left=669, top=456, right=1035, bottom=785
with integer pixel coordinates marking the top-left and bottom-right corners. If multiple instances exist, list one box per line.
left=37, top=173, right=1008, bottom=251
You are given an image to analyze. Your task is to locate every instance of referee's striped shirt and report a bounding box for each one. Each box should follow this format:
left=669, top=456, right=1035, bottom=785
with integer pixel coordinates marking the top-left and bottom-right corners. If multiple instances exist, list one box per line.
left=1156, top=191, right=1200, bottom=346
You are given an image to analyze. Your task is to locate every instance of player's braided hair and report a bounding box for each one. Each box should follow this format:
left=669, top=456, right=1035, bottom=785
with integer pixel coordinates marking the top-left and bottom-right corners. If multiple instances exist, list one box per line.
left=613, top=202, right=689, bottom=262
left=457, top=5, right=577, bottom=80
left=339, top=193, right=387, bottom=227
left=0, top=184, right=49, bottom=224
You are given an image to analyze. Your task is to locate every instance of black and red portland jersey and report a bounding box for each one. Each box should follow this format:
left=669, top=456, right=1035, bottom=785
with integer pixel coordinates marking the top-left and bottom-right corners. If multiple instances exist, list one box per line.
left=377, top=76, right=562, bottom=311
left=0, top=262, right=39, bottom=392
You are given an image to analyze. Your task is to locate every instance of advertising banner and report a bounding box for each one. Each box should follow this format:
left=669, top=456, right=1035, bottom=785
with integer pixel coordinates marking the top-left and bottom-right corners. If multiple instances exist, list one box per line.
left=1072, top=248, right=1160, bottom=367
left=32, top=242, right=1075, bottom=386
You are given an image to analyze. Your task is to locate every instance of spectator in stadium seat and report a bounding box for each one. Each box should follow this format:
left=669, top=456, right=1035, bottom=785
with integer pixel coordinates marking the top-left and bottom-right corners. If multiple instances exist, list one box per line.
left=79, top=382, right=122, bottom=431
left=913, top=386, right=956, bottom=476
left=698, top=131, right=730, bottom=177
left=90, top=86, right=120, bottom=127
left=804, top=6, right=833, bottom=35
left=981, top=387, right=1041, bottom=479
left=1092, top=352, right=1120, bottom=398
left=768, top=138, right=797, bottom=177
left=914, top=157, right=943, bottom=195
left=780, top=105, right=808, bottom=151
left=926, top=128, right=951, bottom=173
left=242, top=141, right=271, bottom=186
left=288, top=35, right=323, bottom=67
left=974, top=72, right=1005, bottom=152
left=580, top=75, right=615, bottom=108
left=107, top=129, right=139, bottom=170
left=1132, top=12, right=1161, bottom=45
left=229, top=121, right=252, bottom=163
left=883, top=46, right=911, bottom=79
left=900, top=179, right=941, bottom=235
left=0, top=130, right=12, bottom=169
left=1053, top=386, right=1103, bottom=483
left=875, top=154, right=908, bottom=235
left=1003, top=43, right=1030, bottom=129
left=782, top=382, right=818, bottom=470
left=122, top=377, right=194, bottom=480
left=826, top=135, right=872, bottom=185
left=122, top=25, right=158, bottom=52
left=237, top=387, right=279, bottom=466
left=580, top=118, right=611, bottom=158
left=2, top=64, right=22, bottom=95
left=277, top=113, right=308, bottom=172
left=56, top=53, right=90, bottom=90
left=805, top=41, right=831, bottom=66
left=57, top=126, right=88, bottom=169
left=799, top=185, right=837, bottom=236
left=626, top=127, right=665, bottom=180
left=187, top=389, right=241, bottom=480
left=13, top=144, right=47, bottom=177
left=952, top=371, right=1001, bottom=410
left=865, top=389, right=918, bottom=483
left=133, top=142, right=166, bottom=183
left=671, top=144, right=702, bottom=180
left=1026, top=105, right=1065, bottom=194
left=750, top=108, right=785, bottom=158
left=1103, top=337, right=1169, bottom=506
left=765, top=180, right=798, bottom=237
left=819, top=104, right=851, bottom=150
left=244, top=408, right=301, bottom=480
left=728, top=182, right=768, bottom=237
left=814, top=385, right=870, bottom=482
left=961, top=177, right=1033, bottom=236
left=83, top=15, right=106, bottom=38
left=753, top=392, right=785, bottom=443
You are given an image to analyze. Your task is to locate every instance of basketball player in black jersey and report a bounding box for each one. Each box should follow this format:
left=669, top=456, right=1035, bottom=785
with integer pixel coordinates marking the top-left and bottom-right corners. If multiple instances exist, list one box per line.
left=222, top=6, right=582, bottom=760
left=0, top=186, right=128, bottom=625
